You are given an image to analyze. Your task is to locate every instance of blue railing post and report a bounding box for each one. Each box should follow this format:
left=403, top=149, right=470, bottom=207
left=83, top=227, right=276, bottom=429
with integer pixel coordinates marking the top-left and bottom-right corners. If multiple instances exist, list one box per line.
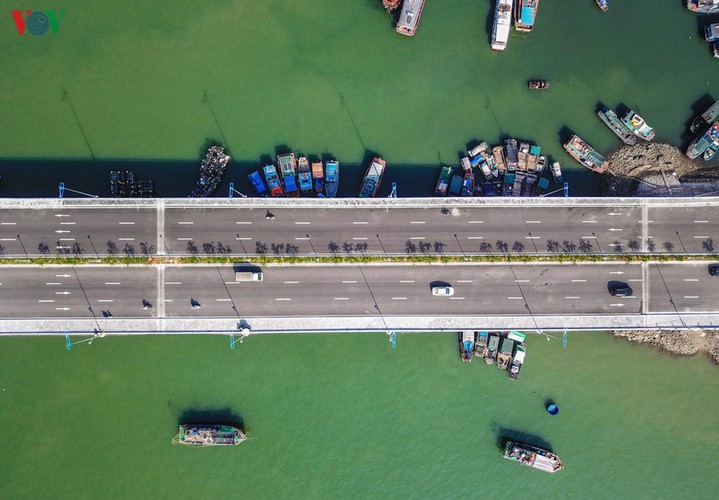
left=59, top=182, right=65, bottom=199
left=563, top=182, right=569, bottom=198
left=229, top=182, right=234, bottom=199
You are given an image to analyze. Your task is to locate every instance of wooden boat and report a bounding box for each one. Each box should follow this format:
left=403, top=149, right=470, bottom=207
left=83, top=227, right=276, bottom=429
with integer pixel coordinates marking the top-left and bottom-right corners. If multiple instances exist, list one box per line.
left=551, top=161, right=563, bottom=183
left=507, top=332, right=527, bottom=380
left=325, top=161, right=339, bottom=198
left=359, top=157, right=385, bottom=198
left=504, top=441, right=564, bottom=473
left=704, top=142, right=719, bottom=161
left=622, top=110, right=655, bottom=141
left=492, top=145, right=507, bottom=172
left=459, top=331, right=474, bottom=363
left=528, top=80, right=549, bottom=90
left=515, top=0, right=539, bottom=32
left=297, top=156, right=313, bottom=195
left=474, top=331, right=488, bottom=358
left=173, top=425, right=246, bottom=447
left=690, top=99, right=719, bottom=133
left=278, top=153, right=299, bottom=197
left=563, top=134, right=608, bottom=174
left=263, top=164, right=284, bottom=197
left=434, top=166, right=453, bottom=196
left=485, top=332, right=500, bottom=365
left=595, top=0, right=608, bottom=12
left=382, top=0, right=401, bottom=10
left=247, top=170, right=268, bottom=197
left=497, top=335, right=514, bottom=370
left=311, top=161, right=324, bottom=195
left=597, top=106, right=637, bottom=145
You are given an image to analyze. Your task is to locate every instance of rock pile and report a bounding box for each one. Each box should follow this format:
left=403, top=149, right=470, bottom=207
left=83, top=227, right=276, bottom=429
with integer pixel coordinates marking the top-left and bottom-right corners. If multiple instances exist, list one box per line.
left=613, top=329, right=719, bottom=363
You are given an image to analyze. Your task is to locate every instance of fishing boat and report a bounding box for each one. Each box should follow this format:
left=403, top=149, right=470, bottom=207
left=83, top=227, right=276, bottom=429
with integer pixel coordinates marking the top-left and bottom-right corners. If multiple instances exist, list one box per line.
left=527, top=145, right=541, bottom=172
left=382, top=0, right=401, bottom=10
left=459, top=331, right=474, bottom=363
left=515, top=0, right=539, bottom=32
left=504, top=139, right=519, bottom=171
left=504, top=441, right=564, bottom=473
left=595, top=0, right=608, bottom=12
left=492, top=145, right=507, bottom=172
left=714, top=42, right=719, bottom=59
left=248, top=170, right=268, bottom=197
left=434, top=166, right=453, bottom=196
left=491, top=0, right=513, bottom=51
left=518, top=142, right=530, bottom=171
left=563, top=134, right=608, bottom=174
left=506, top=332, right=527, bottom=380
left=482, top=150, right=499, bottom=178
left=263, top=164, right=284, bottom=197
left=485, top=332, right=500, bottom=365
left=551, top=161, right=563, bottom=183
left=705, top=23, right=719, bottom=41
left=468, top=154, right=492, bottom=181
left=475, top=331, right=489, bottom=358
left=687, top=0, right=719, bottom=14
left=190, top=146, right=230, bottom=197
left=448, top=174, right=463, bottom=196
left=297, top=156, right=313, bottom=195
left=528, top=80, right=548, bottom=90
left=395, top=0, right=425, bottom=37
left=461, top=168, right=475, bottom=197
left=621, top=111, right=655, bottom=141
left=325, top=161, right=339, bottom=198
left=704, top=142, right=718, bottom=160
left=173, top=425, right=246, bottom=447
left=311, top=161, right=324, bottom=195
left=597, top=106, right=637, bottom=145
left=468, top=142, right=488, bottom=158
left=536, top=155, right=546, bottom=174
left=359, top=157, right=385, bottom=198
left=278, top=153, right=299, bottom=197
left=690, top=99, right=719, bottom=133
left=687, top=122, right=719, bottom=159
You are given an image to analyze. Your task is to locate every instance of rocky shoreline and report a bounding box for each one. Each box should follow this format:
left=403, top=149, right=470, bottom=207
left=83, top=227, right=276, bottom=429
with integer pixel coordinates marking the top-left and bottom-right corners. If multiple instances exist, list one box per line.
left=613, top=329, right=719, bottom=363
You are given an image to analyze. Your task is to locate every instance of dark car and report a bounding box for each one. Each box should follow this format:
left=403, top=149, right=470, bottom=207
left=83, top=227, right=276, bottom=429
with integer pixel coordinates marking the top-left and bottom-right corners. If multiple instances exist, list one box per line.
left=608, top=282, right=633, bottom=297
left=709, top=264, right=719, bottom=276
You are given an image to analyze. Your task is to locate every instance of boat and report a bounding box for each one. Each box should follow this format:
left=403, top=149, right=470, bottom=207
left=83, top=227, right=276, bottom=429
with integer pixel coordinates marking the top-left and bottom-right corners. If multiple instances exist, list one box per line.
left=247, top=170, right=268, bottom=197
left=714, top=41, right=719, bottom=59
left=173, top=424, right=246, bottom=447
left=474, top=331, right=488, bottom=358
left=297, top=157, right=313, bottom=195
left=311, top=161, right=324, bottom=195
left=528, top=80, right=548, bottom=90
left=359, top=157, right=385, bottom=198
left=461, top=168, right=475, bottom=197
left=504, top=441, right=564, bottom=473
left=687, top=0, right=719, bottom=14
left=551, top=161, right=563, bottom=183
left=518, top=142, right=530, bottom=171
left=595, top=0, right=608, bottom=12
left=687, top=122, right=719, bottom=159
left=504, top=139, right=519, bottom=171
left=563, top=134, right=608, bottom=174
left=515, top=0, right=539, bottom=32
left=468, top=142, right=488, bottom=157
left=621, top=110, right=655, bottom=141
left=492, top=145, right=507, bottom=172
left=434, top=166, right=453, bottom=196
left=325, top=160, right=339, bottom=198
left=190, top=146, right=230, bottom=197
left=468, top=154, right=492, bottom=181
left=597, top=106, right=637, bottom=145
left=690, top=99, right=719, bottom=133
left=536, top=155, right=546, bottom=174
left=395, top=0, right=425, bottom=37
left=278, top=153, right=299, bottom=197
left=704, top=142, right=718, bottom=161
left=263, top=164, right=284, bottom=197
left=507, top=332, right=526, bottom=380
left=485, top=332, right=500, bottom=365
left=527, top=145, right=541, bottom=172
left=382, top=0, right=401, bottom=10
left=705, top=23, right=719, bottom=41
left=459, top=331, right=474, bottom=363
left=448, top=174, right=463, bottom=196
left=491, top=0, right=513, bottom=51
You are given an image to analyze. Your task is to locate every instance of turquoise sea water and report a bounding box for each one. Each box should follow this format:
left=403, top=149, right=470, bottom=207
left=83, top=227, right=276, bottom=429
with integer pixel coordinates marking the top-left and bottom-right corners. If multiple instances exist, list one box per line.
left=1, top=333, right=717, bottom=498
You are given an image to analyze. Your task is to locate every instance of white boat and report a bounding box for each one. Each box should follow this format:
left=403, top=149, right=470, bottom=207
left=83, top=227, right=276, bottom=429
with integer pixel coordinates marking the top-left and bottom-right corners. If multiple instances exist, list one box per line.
left=491, top=0, right=513, bottom=51
left=396, top=0, right=425, bottom=37
left=551, top=161, right=563, bottom=183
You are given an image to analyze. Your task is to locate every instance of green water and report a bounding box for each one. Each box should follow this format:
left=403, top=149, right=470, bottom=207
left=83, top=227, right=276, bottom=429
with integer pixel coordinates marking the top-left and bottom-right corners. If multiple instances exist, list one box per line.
left=0, top=1, right=717, bottom=196
left=1, top=333, right=717, bottom=498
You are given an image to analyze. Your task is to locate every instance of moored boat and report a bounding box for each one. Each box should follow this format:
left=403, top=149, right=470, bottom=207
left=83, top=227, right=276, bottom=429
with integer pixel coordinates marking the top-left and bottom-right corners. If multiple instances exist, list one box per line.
left=485, top=332, right=500, bottom=365
left=491, top=0, right=513, bottom=51
left=690, top=98, right=719, bottom=133
left=507, top=332, right=527, bottom=380
left=190, top=146, right=230, bottom=197
left=298, top=156, right=313, bottom=195
left=263, top=164, right=284, bottom=197
left=528, top=80, right=548, bottom=90
left=460, top=331, right=474, bottom=363
left=325, top=160, right=340, bottom=198
left=687, top=122, right=719, bottom=159
left=468, top=142, right=488, bottom=158
left=595, top=0, right=608, bottom=12
left=551, top=161, right=563, bottom=183
left=515, top=0, right=539, bottom=32
left=536, top=155, right=546, bottom=174
left=704, top=142, right=719, bottom=161
left=504, top=441, right=564, bottom=473
left=173, top=424, right=246, bottom=447
left=714, top=41, right=719, bottom=59
left=622, top=110, right=655, bottom=141
left=448, top=174, right=463, bottom=196
left=311, top=161, right=324, bottom=195
left=563, top=134, right=608, bottom=174
left=474, top=331, right=488, bottom=358
left=687, top=0, right=719, bottom=14
left=492, top=145, right=507, bottom=172
left=395, top=0, right=425, bottom=37
left=382, top=0, right=401, bottom=10
left=434, top=166, right=453, bottom=196
left=461, top=168, right=475, bottom=197
left=278, top=153, right=299, bottom=197
left=505, top=139, right=519, bottom=171
left=248, top=170, right=268, bottom=197
left=705, top=23, right=719, bottom=41
left=518, top=142, right=529, bottom=171
left=597, top=106, right=637, bottom=145
left=359, top=157, right=386, bottom=198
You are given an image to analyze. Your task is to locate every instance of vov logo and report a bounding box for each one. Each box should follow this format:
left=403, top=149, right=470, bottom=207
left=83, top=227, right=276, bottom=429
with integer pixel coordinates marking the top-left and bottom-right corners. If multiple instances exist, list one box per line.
left=11, top=10, right=65, bottom=36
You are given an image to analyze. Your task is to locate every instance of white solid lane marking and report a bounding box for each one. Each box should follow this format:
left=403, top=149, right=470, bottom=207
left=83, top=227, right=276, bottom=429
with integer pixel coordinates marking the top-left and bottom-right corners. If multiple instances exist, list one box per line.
left=235, top=237, right=252, bottom=240
left=55, top=274, right=71, bottom=277
left=118, top=222, right=135, bottom=225
left=294, top=237, right=310, bottom=240
left=410, top=236, right=425, bottom=240
left=0, top=238, right=16, bottom=241
left=177, top=237, right=193, bottom=241
left=0, top=222, right=16, bottom=225
left=684, top=278, right=700, bottom=282
left=353, top=221, right=368, bottom=225
left=38, top=299, right=55, bottom=303
left=515, top=279, right=530, bottom=283
left=608, top=212, right=623, bottom=216
left=457, top=280, right=473, bottom=283
left=342, top=280, right=357, bottom=284
left=97, top=299, right=113, bottom=303
left=581, top=236, right=597, bottom=239
left=118, top=238, right=135, bottom=241
left=284, top=281, right=300, bottom=284
left=694, top=236, right=710, bottom=239
left=177, top=221, right=194, bottom=225
left=525, top=236, right=540, bottom=239
left=571, top=279, right=587, bottom=283
left=684, top=296, right=699, bottom=299
left=628, top=279, right=643, bottom=282
left=59, top=222, right=76, bottom=225
left=399, top=280, right=415, bottom=283
left=58, top=238, right=75, bottom=241
left=410, top=221, right=425, bottom=224
left=467, top=236, right=484, bottom=240
left=564, top=296, right=580, bottom=299
left=507, top=296, right=524, bottom=300
left=352, top=237, right=368, bottom=240
left=275, top=298, right=292, bottom=301
left=164, top=281, right=182, bottom=285
left=391, top=297, right=407, bottom=300
left=295, top=221, right=311, bottom=225
left=235, top=221, right=252, bottom=225
left=216, top=298, right=231, bottom=302
left=693, top=220, right=709, bottom=223
left=526, top=220, right=541, bottom=224
left=334, top=297, right=350, bottom=301
left=104, top=282, right=122, bottom=285
left=468, top=221, right=483, bottom=224
left=55, top=291, right=71, bottom=295
left=609, top=271, right=625, bottom=275
left=55, top=307, right=71, bottom=311
left=45, top=282, right=62, bottom=286
left=610, top=303, right=626, bottom=307
left=608, top=228, right=623, bottom=232
left=449, top=297, right=465, bottom=300
left=582, top=220, right=597, bottom=223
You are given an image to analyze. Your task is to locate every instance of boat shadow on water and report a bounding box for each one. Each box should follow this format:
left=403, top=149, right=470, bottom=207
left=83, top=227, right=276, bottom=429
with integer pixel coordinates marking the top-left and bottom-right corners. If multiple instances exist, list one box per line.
left=177, top=407, right=245, bottom=430
left=493, top=424, right=555, bottom=453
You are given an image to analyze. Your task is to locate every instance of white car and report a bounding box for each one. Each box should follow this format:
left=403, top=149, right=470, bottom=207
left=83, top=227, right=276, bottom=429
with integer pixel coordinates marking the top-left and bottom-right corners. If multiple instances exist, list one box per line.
left=431, top=285, right=454, bottom=296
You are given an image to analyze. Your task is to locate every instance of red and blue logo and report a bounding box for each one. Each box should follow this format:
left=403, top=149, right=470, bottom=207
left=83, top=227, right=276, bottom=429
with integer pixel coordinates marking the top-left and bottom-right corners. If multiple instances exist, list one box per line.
left=11, top=10, right=65, bottom=35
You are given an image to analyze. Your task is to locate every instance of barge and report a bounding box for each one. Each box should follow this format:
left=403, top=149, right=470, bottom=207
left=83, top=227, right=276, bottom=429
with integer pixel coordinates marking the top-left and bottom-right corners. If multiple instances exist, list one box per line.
left=173, top=425, right=247, bottom=447
left=563, top=134, right=608, bottom=174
